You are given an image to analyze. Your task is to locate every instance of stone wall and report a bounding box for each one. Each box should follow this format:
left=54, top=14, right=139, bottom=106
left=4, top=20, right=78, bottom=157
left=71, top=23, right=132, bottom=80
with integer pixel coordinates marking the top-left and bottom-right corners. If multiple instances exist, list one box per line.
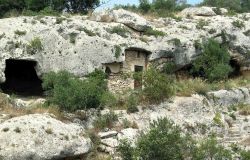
left=107, top=74, right=134, bottom=93
left=122, top=50, right=149, bottom=72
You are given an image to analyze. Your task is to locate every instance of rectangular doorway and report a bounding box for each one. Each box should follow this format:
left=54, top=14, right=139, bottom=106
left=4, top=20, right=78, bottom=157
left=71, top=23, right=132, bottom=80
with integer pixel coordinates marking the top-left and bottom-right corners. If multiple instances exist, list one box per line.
left=134, top=65, right=143, bottom=89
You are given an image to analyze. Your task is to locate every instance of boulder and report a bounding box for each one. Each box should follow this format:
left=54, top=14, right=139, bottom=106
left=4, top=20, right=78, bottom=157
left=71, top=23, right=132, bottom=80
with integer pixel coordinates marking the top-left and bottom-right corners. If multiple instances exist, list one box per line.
left=208, top=87, right=250, bottom=106
left=111, top=9, right=150, bottom=31
left=117, top=128, right=139, bottom=145
left=98, top=131, right=118, bottom=139
left=0, top=114, right=92, bottom=160
left=180, top=7, right=216, bottom=17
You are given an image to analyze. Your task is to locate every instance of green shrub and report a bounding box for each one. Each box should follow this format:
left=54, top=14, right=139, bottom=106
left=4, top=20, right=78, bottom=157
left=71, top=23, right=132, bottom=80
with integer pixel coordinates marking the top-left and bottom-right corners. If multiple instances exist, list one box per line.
left=144, top=27, right=166, bottom=37
left=114, top=45, right=122, bottom=58
left=42, top=70, right=108, bottom=111
left=39, top=7, right=60, bottom=16
left=118, top=118, right=232, bottom=160
left=168, top=38, right=181, bottom=47
left=108, top=25, right=129, bottom=38
left=118, top=118, right=196, bottom=160
left=163, top=61, right=176, bottom=74
left=93, top=112, right=118, bottom=130
left=69, top=33, right=78, bottom=44
left=232, top=20, right=245, bottom=29
left=27, top=37, right=43, bottom=55
left=14, top=30, right=27, bottom=36
left=193, top=136, right=232, bottom=160
left=142, top=68, right=175, bottom=103
left=196, top=19, right=209, bottom=30
left=117, top=139, right=135, bottom=160
left=100, top=92, right=117, bottom=108
left=240, top=150, right=250, bottom=160
left=194, top=40, right=202, bottom=50
left=213, top=112, right=223, bottom=126
left=191, top=39, right=232, bottom=82
left=126, top=93, right=139, bottom=113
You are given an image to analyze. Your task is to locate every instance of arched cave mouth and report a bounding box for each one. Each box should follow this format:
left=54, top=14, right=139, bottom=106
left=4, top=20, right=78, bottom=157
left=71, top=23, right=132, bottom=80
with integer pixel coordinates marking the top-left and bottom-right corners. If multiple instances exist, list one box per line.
left=0, top=59, right=43, bottom=96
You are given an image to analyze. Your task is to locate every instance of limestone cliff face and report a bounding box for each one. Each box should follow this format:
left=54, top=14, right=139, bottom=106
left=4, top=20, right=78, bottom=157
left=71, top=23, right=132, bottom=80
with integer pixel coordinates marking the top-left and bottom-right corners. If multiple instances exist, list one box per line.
left=0, top=8, right=249, bottom=82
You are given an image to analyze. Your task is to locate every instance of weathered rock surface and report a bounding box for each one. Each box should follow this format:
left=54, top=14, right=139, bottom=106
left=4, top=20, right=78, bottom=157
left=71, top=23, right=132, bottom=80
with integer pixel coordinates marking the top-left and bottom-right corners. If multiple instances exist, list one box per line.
left=180, top=7, right=217, bottom=17
left=0, top=7, right=249, bottom=82
left=0, top=114, right=92, bottom=160
left=97, top=87, right=250, bottom=154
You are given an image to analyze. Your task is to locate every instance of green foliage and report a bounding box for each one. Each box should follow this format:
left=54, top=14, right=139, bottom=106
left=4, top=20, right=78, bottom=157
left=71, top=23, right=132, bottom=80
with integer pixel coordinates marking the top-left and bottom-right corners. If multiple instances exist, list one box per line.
left=118, top=118, right=233, bottom=160
left=14, top=30, right=27, bottom=36
left=114, top=45, right=122, bottom=58
left=93, top=112, right=118, bottom=130
left=201, top=0, right=242, bottom=13
left=42, top=70, right=108, bottom=111
left=193, top=136, right=232, bottom=160
left=191, top=39, right=232, bottom=82
left=27, top=37, right=43, bottom=55
left=69, top=33, right=78, bottom=44
left=240, top=150, right=250, bottom=160
left=213, top=112, right=223, bottom=126
left=196, top=19, right=209, bottom=30
left=163, top=61, right=176, bottom=74
left=144, top=27, right=166, bottom=37
left=139, top=0, right=151, bottom=13
left=117, top=140, right=134, bottom=160
left=194, top=40, right=202, bottom=50
left=108, top=25, right=129, bottom=38
left=0, top=0, right=100, bottom=18
left=168, top=38, right=181, bottom=47
left=142, top=68, right=175, bottom=103
left=118, top=118, right=195, bottom=160
left=126, top=93, right=139, bottom=113
left=232, top=20, right=245, bottom=29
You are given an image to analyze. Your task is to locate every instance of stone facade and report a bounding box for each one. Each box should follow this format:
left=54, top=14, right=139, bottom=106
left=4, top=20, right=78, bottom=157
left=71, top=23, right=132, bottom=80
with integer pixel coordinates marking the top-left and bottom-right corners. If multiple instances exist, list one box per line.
left=104, top=48, right=151, bottom=93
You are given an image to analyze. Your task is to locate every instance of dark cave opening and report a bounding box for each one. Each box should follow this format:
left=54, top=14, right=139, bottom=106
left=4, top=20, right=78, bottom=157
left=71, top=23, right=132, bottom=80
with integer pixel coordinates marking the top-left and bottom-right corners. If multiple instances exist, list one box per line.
left=229, top=59, right=242, bottom=77
left=0, top=59, right=43, bottom=96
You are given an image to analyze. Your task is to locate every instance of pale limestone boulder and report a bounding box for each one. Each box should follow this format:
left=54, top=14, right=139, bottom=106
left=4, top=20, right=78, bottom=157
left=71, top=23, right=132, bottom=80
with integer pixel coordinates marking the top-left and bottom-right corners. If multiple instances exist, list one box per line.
left=111, top=9, right=150, bottom=31
left=91, top=9, right=150, bottom=31
left=0, top=114, right=92, bottom=160
left=98, top=131, right=118, bottom=139
left=180, top=7, right=216, bottom=17
left=208, top=87, right=250, bottom=106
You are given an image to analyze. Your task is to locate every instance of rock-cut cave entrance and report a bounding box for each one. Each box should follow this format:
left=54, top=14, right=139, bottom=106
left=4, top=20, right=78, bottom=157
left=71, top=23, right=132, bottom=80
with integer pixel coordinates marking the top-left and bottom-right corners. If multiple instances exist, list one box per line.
left=0, top=59, right=43, bottom=96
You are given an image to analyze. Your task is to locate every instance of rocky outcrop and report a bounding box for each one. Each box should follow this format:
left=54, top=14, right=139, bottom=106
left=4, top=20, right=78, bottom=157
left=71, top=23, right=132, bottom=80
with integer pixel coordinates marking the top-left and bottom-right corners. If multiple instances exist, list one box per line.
left=0, top=7, right=249, bottom=82
left=91, top=9, right=150, bottom=31
left=180, top=7, right=217, bottom=17
left=0, top=114, right=92, bottom=160
left=94, top=87, right=250, bottom=155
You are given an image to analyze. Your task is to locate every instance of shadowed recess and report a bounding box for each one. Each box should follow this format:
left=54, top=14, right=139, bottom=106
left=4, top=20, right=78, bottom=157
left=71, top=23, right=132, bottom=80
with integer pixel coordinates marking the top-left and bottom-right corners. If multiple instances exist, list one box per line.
left=0, top=59, right=43, bottom=96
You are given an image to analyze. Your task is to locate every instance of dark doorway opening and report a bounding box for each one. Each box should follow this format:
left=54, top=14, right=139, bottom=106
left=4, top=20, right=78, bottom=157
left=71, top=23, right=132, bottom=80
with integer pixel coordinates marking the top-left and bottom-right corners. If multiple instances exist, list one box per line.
left=0, top=59, right=43, bottom=96
left=229, top=59, right=241, bottom=77
left=134, top=65, right=143, bottom=89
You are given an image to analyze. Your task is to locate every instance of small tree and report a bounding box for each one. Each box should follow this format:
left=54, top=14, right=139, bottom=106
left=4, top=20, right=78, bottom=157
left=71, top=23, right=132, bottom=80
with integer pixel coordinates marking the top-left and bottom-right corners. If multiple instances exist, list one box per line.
left=139, top=0, right=151, bottom=13
left=142, top=68, right=175, bottom=103
left=191, top=39, right=232, bottom=82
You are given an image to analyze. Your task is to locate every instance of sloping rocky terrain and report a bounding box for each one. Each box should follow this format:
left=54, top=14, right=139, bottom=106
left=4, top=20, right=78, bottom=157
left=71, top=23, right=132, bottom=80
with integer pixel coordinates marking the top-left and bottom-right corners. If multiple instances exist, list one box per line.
left=0, top=7, right=249, bottom=82
left=0, top=7, right=250, bottom=160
